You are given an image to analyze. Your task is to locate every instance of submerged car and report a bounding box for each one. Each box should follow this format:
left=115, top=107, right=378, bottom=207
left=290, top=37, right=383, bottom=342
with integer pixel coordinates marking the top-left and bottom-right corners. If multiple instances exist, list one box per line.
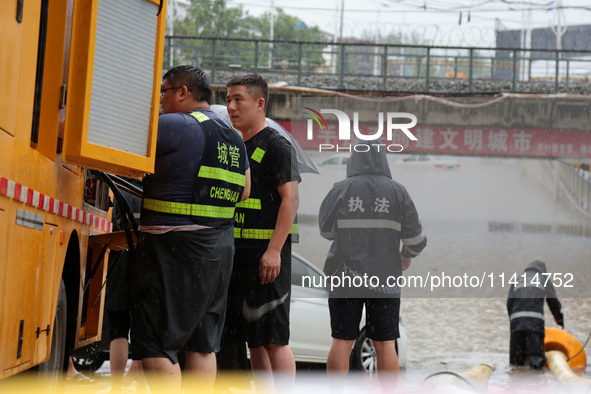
left=397, top=154, right=461, bottom=169
left=73, top=253, right=407, bottom=373
left=290, top=252, right=408, bottom=371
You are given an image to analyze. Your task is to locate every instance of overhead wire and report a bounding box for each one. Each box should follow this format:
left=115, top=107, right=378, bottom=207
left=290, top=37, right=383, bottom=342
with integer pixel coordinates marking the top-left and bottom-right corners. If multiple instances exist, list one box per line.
left=212, top=0, right=590, bottom=45
left=235, top=1, right=591, bottom=14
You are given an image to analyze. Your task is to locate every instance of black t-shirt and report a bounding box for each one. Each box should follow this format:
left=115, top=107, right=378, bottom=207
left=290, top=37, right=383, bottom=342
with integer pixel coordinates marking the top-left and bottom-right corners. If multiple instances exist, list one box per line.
left=234, top=126, right=301, bottom=252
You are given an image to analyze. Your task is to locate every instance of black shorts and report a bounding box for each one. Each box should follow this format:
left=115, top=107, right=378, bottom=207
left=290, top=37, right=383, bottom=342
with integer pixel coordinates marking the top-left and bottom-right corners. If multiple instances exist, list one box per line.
left=328, top=297, right=400, bottom=341
left=224, top=243, right=291, bottom=349
left=131, top=228, right=234, bottom=363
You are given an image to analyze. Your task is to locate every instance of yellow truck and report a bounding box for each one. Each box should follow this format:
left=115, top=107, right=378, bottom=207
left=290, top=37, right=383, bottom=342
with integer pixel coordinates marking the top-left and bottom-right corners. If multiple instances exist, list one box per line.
left=0, top=0, right=166, bottom=382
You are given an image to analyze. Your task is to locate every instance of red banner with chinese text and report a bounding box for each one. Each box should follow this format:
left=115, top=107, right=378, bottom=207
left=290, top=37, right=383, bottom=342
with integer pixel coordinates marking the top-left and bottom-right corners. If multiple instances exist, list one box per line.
left=281, top=120, right=591, bottom=159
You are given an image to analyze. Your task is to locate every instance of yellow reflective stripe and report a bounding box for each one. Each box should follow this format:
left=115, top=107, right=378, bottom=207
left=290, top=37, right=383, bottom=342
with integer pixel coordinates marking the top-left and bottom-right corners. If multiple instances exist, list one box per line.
left=251, top=148, right=265, bottom=163
left=234, top=224, right=299, bottom=239
left=198, top=166, right=245, bottom=187
left=143, top=198, right=235, bottom=218
left=190, top=204, right=235, bottom=218
left=235, top=198, right=261, bottom=210
left=189, top=111, right=210, bottom=123
left=234, top=228, right=274, bottom=239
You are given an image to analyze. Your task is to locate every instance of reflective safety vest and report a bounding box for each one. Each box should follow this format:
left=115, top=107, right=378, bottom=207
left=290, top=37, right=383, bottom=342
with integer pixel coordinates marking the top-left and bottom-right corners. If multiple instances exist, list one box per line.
left=143, top=111, right=247, bottom=228
left=234, top=128, right=299, bottom=242
left=507, top=262, right=563, bottom=333
left=319, top=169, right=426, bottom=279
left=233, top=218, right=299, bottom=240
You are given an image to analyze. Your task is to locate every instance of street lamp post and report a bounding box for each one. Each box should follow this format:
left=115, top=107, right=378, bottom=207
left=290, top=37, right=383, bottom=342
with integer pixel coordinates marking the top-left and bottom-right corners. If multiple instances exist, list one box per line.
left=269, top=0, right=275, bottom=69
left=551, top=0, right=567, bottom=85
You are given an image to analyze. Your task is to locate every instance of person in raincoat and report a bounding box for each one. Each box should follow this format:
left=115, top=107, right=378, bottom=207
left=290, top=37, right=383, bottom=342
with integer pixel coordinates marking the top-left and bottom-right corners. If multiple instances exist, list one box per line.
left=507, top=260, right=564, bottom=369
left=319, top=144, right=427, bottom=376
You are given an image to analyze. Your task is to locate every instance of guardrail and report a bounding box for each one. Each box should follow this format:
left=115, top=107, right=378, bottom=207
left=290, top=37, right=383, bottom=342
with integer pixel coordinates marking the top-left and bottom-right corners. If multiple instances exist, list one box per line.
left=164, top=36, right=591, bottom=94
left=559, top=162, right=591, bottom=219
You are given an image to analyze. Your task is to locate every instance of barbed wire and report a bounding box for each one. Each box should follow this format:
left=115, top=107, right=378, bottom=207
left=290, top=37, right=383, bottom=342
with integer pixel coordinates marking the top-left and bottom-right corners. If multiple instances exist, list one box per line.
left=327, top=22, right=499, bottom=47
left=175, top=0, right=590, bottom=48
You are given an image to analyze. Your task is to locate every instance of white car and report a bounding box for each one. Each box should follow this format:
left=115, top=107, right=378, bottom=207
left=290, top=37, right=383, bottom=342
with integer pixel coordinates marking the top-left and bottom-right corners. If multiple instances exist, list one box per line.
left=317, top=153, right=350, bottom=167
left=397, top=154, right=461, bottom=169
left=290, top=252, right=408, bottom=372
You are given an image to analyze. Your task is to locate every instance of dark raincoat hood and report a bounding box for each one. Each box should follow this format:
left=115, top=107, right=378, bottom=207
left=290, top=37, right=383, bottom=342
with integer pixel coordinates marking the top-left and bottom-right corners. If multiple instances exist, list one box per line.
left=525, top=260, right=547, bottom=274
left=346, top=146, right=392, bottom=178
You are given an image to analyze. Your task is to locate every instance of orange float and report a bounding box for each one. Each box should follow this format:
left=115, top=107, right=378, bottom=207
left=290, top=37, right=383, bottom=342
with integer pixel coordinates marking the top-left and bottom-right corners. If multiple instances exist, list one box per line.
left=544, top=327, right=587, bottom=370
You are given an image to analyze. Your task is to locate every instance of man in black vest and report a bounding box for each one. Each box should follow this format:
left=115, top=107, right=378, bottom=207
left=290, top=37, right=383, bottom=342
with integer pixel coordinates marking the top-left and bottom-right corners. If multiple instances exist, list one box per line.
left=223, top=74, right=300, bottom=383
left=507, top=260, right=564, bottom=369
left=131, top=66, right=250, bottom=392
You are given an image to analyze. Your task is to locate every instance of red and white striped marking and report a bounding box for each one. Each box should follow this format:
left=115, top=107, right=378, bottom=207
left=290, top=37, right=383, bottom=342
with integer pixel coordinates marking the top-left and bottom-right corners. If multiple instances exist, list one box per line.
left=0, top=176, right=113, bottom=232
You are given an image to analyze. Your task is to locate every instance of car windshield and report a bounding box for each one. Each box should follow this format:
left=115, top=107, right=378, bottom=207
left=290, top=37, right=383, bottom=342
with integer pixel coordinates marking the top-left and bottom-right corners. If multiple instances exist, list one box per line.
left=291, top=256, right=326, bottom=290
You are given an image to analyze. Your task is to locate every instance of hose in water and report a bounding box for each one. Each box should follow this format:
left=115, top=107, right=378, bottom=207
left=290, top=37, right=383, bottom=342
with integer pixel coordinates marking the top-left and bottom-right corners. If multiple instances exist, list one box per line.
left=567, top=328, right=591, bottom=362
left=422, top=371, right=481, bottom=392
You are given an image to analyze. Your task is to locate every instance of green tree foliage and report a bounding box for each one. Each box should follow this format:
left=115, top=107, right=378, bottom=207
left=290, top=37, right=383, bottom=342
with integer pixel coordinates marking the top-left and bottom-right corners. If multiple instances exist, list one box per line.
left=174, top=0, right=250, bottom=37
left=165, top=0, right=253, bottom=68
left=246, top=9, right=327, bottom=71
left=166, top=0, right=328, bottom=73
left=247, top=9, right=324, bottom=42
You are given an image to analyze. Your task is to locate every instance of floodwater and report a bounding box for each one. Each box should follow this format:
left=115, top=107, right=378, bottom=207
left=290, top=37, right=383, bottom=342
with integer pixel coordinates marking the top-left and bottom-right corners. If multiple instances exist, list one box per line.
left=80, top=152, right=591, bottom=393
left=292, top=151, right=591, bottom=392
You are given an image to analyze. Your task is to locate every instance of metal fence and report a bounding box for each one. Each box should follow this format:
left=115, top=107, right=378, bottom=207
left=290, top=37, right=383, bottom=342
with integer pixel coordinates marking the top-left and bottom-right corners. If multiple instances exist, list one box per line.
left=164, top=36, right=591, bottom=94
left=559, top=162, right=591, bottom=219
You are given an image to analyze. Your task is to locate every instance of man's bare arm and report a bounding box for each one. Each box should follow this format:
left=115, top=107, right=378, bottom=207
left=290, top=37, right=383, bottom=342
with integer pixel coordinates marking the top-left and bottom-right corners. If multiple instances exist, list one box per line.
left=240, top=168, right=251, bottom=201
left=259, top=181, right=299, bottom=284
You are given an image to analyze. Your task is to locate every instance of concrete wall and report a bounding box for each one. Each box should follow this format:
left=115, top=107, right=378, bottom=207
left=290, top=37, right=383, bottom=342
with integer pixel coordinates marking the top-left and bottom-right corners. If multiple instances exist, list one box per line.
left=521, top=159, right=557, bottom=195
left=215, top=85, right=591, bottom=132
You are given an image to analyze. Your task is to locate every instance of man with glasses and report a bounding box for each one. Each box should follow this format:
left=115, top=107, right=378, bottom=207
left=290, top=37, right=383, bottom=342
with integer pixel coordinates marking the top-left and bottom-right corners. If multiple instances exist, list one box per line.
left=131, top=65, right=250, bottom=393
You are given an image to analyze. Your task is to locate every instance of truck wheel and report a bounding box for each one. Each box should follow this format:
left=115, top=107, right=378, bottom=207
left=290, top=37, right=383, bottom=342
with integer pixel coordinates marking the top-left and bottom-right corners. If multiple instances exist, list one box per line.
left=71, top=353, right=105, bottom=373
left=38, top=280, right=67, bottom=389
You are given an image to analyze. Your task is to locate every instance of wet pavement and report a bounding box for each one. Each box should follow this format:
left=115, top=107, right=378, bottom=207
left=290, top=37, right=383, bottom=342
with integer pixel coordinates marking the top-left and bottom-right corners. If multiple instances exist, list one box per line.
left=293, top=152, right=591, bottom=392
left=22, top=153, right=591, bottom=393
